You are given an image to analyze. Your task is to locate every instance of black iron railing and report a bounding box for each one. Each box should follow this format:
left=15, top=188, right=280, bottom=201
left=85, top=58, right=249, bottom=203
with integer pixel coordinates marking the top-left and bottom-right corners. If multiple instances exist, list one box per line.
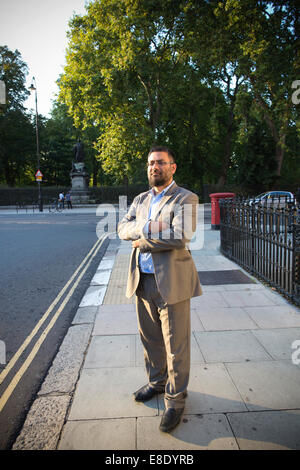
left=219, top=197, right=300, bottom=305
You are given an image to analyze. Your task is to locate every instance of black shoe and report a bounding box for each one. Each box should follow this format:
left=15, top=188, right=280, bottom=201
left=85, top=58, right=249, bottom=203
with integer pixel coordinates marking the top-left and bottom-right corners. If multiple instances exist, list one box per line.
left=133, top=384, right=163, bottom=402
left=159, top=408, right=184, bottom=433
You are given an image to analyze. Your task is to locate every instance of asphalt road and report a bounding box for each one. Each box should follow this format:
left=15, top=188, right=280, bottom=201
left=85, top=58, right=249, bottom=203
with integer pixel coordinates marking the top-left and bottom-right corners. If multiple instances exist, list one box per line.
left=0, top=209, right=110, bottom=449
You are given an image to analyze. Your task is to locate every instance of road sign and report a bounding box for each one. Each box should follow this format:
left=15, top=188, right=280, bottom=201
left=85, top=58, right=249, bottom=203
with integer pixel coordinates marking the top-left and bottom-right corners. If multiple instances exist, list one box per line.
left=35, top=170, right=43, bottom=181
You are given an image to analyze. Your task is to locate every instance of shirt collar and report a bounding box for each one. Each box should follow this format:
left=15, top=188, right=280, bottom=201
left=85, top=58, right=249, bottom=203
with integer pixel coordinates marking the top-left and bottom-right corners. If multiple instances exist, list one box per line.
left=151, top=180, right=175, bottom=198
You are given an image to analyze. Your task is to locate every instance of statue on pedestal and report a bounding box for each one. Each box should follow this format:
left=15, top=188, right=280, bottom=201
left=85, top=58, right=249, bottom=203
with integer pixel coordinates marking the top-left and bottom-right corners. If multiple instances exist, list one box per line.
left=70, top=140, right=90, bottom=199
left=72, top=139, right=86, bottom=173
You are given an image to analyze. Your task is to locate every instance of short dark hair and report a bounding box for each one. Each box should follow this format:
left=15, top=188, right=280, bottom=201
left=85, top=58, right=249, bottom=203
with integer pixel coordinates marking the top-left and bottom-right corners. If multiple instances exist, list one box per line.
left=148, top=146, right=175, bottom=163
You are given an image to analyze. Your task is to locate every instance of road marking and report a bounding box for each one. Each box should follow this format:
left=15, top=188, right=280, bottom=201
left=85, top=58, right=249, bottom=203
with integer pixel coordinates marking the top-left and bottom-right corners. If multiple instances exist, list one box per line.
left=0, top=235, right=103, bottom=386
left=0, top=234, right=108, bottom=412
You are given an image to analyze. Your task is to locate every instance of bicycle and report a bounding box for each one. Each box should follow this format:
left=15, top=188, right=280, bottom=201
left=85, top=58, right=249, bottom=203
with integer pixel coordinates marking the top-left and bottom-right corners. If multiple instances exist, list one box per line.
left=49, top=199, right=63, bottom=213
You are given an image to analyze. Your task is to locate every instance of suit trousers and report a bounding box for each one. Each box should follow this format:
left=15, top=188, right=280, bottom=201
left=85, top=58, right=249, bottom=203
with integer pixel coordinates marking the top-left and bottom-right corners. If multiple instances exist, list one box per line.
left=135, top=273, right=190, bottom=410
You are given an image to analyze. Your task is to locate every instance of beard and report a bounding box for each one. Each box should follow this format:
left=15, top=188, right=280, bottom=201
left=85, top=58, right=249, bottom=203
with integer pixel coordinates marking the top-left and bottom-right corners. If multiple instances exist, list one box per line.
left=148, top=171, right=169, bottom=187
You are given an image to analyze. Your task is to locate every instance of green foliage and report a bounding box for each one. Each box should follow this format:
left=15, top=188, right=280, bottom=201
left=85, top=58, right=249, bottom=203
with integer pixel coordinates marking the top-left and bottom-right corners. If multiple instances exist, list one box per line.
left=0, top=46, right=30, bottom=111
left=0, top=109, right=36, bottom=186
left=40, top=102, right=76, bottom=186
left=0, top=46, right=36, bottom=186
left=218, top=0, right=299, bottom=180
left=2, top=1, right=299, bottom=193
left=58, top=0, right=231, bottom=188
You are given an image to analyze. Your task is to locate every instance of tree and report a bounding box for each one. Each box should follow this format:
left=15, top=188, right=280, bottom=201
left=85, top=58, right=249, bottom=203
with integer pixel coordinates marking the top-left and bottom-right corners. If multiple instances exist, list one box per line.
left=220, top=0, right=300, bottom=184
left=58, top=0, right=226, bottom=187
left=58, top=0, right=299, bottom=192
left=0, top=46, right=30, bottom=112
left=232, top=88, right=277, bottom=192
left=41, top=100, right=103, bottom=186
left=177, top=0, right=299, bottom=187
left=0, top=109, right=36, bottom=186
left=40, top=102, right=76, bottom=185
left=180, top=1, right=247, bottom=186
left=0, top=46, right=36, bottom=186
left=58, top=0, right=172, bottom=182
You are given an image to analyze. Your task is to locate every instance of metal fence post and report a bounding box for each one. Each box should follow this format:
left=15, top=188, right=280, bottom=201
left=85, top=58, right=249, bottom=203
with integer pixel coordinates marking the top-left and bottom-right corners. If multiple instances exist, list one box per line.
left=292, top=201, right=300, bottom=304
left=219, top=195, right=299, bottom=305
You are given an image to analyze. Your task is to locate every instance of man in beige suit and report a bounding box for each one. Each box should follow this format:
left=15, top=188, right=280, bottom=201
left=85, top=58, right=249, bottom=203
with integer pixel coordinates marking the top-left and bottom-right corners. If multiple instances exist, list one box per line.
left=118, top=146, right=202, bottom=432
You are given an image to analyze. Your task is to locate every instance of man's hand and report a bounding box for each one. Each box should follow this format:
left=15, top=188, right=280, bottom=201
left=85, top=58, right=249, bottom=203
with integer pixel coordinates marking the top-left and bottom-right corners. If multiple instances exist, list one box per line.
left=131, top=221, right=169, bottom=248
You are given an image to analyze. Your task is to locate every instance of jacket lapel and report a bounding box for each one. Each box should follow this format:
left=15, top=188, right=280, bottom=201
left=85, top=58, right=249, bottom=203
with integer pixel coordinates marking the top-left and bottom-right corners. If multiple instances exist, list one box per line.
left=151, top=182, right=178, bottom=220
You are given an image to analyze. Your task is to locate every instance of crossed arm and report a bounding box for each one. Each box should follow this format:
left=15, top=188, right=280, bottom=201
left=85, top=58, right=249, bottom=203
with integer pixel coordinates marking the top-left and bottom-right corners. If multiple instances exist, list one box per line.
left=118, top=193, right=198, bottom=252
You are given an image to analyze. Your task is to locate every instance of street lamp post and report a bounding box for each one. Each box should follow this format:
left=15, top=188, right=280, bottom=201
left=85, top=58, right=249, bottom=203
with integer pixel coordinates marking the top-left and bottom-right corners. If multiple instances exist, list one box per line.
left=29, top=77, right=43, bottom=212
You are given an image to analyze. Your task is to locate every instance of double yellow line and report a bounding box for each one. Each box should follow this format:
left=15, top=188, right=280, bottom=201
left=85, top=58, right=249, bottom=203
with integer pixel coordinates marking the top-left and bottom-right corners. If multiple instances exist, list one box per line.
left=0, top=234, right=108, bottom=413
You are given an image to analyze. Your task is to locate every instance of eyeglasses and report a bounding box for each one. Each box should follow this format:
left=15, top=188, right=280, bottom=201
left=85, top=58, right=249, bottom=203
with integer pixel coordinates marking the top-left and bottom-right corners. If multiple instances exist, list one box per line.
left=147, top=160, right=175, bottom=167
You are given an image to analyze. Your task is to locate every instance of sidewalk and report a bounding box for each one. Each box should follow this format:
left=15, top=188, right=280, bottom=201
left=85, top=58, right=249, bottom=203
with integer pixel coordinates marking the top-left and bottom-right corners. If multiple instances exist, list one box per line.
left=13, top=225, right=300, bottom=450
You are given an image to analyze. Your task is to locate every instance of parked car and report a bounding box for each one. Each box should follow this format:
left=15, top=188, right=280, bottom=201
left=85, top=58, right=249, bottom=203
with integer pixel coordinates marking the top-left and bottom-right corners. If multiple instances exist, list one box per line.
left=247, top=191, right=295, bottom=207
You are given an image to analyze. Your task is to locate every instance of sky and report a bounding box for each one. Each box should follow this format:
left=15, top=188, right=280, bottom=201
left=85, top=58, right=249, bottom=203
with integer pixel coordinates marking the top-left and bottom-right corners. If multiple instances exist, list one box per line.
left=0, top=0, right=89, bottom=117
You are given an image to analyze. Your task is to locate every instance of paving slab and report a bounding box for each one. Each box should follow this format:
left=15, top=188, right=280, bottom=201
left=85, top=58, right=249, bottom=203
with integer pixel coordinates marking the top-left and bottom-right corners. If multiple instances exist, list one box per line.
left=157, top=363, right=247, bottom=415
left=104, top=282, right=133, bottom=305
left=194, top=330, right=273, bottom=363
left=191, top=291, right=230, bottom=309
left=79, top=285, right=106, bottom=307
left=190, top=333, right=206, bottom=363
left=137, top=414, right=238, bottom=450
left=252, top=328, right=300, bottom=361
left=91, top=269, right=111, bottom=285
left=220, top=290, right=279, bottom=308
left=93, top=306, right=139, bottom=335
left=262, top=289, right=294, bottom=306
left=223, top=283, right=262, bottom=291
left=200, top=284, right=228, bottom=291
left=107, top=253, right=131, bottom=278
left=96, top=258, right=115, bottom=270
left=226, top=361, right=300, bottom=411
left=72, top=306, right=98, bottom=325
left=68, top=367, right=159, bottom=420
left=227, top=410, right=300, bottom=450
left=117, top=240, right=132, bottom=254
left=59, top=418, right=136, bottom=450
left=243, top=305, right=300, bottom=328
left=84, top=335, right=137, bottom=368
left=192, top=306, right=258, bottom=331
left=97, top=303, right=136, bottom=313
left=194, top=256, right=238, bottom=272
left=191, top=309, right=204, bottom=331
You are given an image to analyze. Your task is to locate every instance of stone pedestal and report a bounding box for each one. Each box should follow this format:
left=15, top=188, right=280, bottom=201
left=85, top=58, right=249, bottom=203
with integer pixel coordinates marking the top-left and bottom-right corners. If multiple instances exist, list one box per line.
left=70, top=166, right=91, bottom=204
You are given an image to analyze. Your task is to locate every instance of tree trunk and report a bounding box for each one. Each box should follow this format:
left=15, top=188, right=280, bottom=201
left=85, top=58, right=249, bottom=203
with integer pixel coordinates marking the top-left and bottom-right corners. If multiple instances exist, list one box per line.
left=252, top=85, right=289, bottom=181
left=137, top=73, right=155, bottom=135
left=92, top=155, right=98, bottom=186
left=4, top=160, right=15, bottom=187
left=217, top=108, right=235, bottom=186
left=217, top=70, right=241, bottom=187
left=271, top=137, right=286, bottom=187
left=123, top=175, right=129, bottom=194
left=137, top=72, right=161, bottom=139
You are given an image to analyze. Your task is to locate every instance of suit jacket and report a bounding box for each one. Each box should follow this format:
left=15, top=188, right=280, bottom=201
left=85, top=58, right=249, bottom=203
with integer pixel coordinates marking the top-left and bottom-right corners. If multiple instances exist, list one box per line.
left=118, top=182, right=203, bottom=305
